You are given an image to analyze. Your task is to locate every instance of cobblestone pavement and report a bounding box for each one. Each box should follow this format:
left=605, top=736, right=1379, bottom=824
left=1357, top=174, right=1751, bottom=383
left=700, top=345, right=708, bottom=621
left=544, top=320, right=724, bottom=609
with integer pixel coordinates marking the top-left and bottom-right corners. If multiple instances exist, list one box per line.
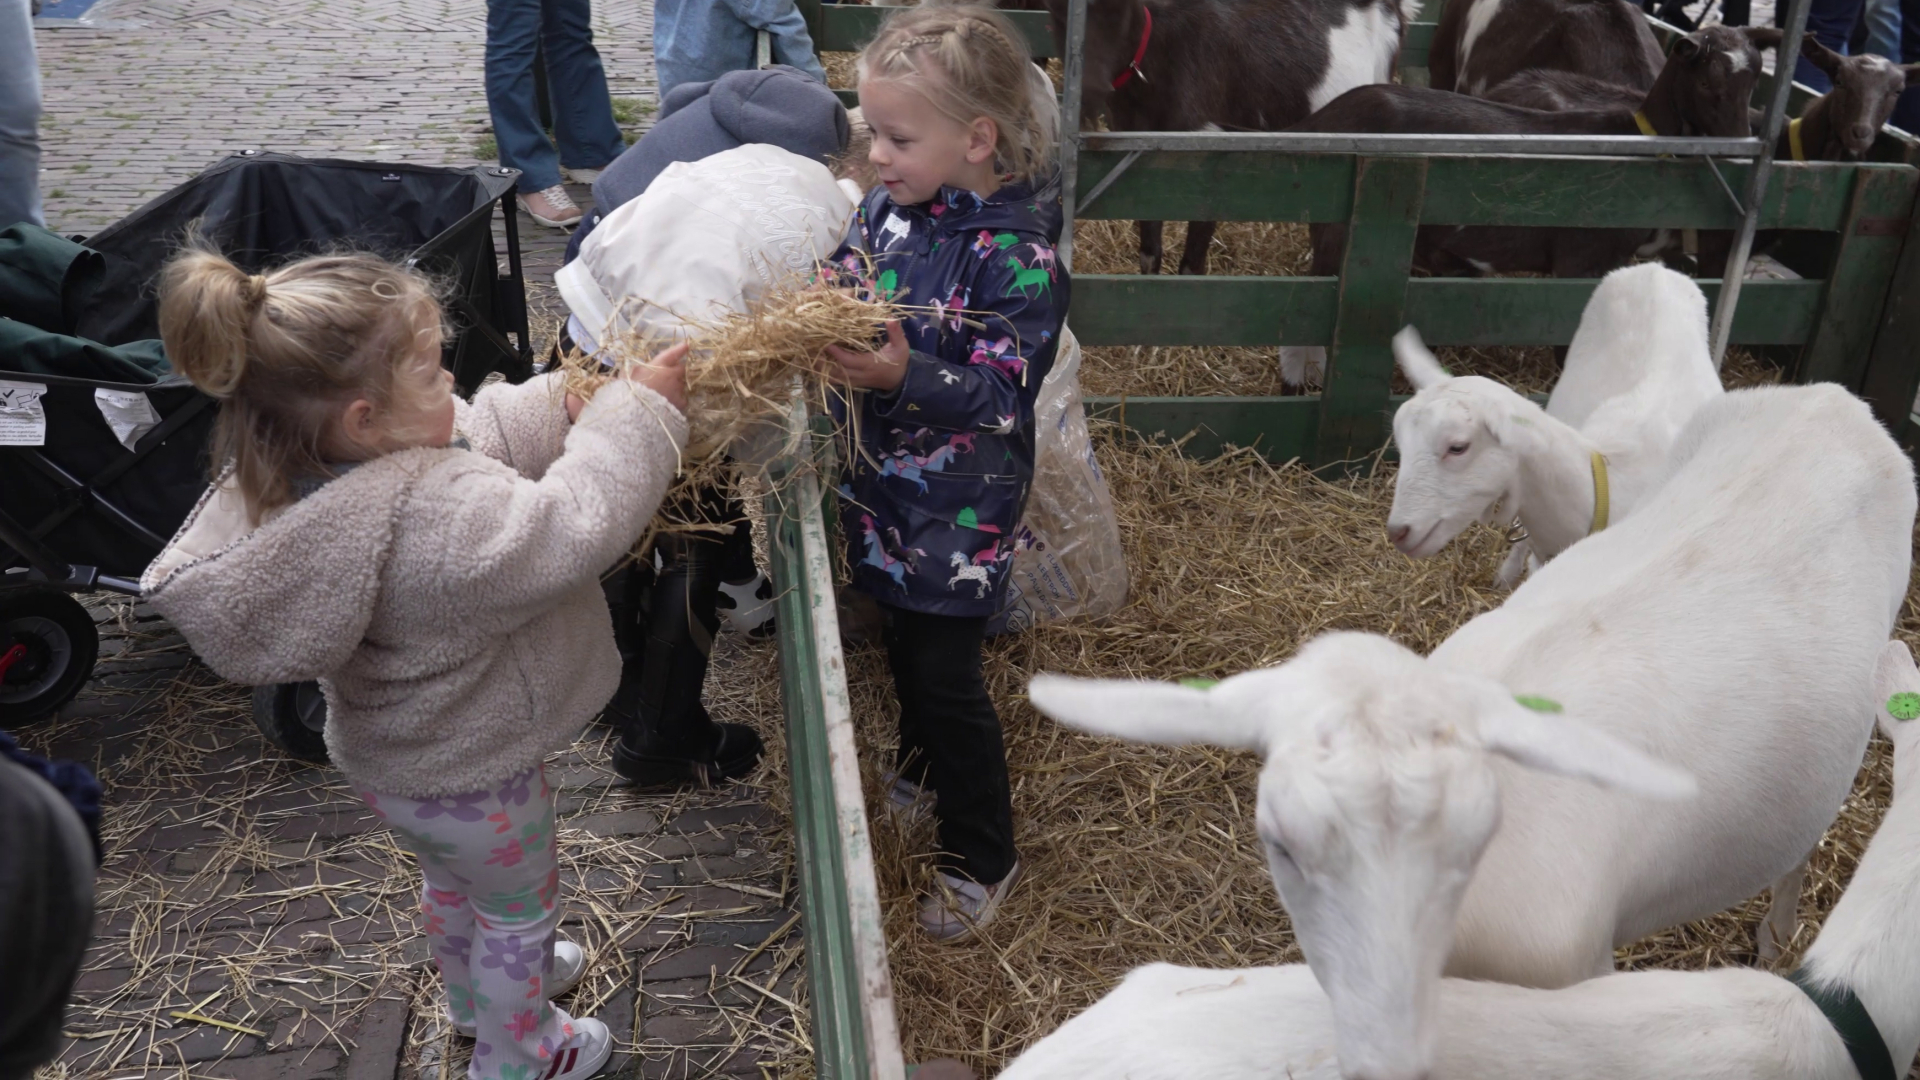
left=21, top=3, right=808, bottom=1078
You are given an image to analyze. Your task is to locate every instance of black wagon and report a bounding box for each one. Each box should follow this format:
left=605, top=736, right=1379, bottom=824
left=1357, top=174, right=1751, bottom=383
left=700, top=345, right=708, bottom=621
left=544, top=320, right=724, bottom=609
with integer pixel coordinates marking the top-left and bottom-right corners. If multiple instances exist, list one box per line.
left=2, top=152, right=533, bottom=755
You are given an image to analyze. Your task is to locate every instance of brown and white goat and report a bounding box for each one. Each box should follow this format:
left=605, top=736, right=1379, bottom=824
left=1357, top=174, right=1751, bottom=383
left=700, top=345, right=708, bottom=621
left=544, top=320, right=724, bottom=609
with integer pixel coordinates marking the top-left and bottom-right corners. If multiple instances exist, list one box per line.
left=1046, top=0, right=1418, bottom=275
left=1278, top=25, right=1774, bottom=386
left=1430, top=0, right=1666, bottom=97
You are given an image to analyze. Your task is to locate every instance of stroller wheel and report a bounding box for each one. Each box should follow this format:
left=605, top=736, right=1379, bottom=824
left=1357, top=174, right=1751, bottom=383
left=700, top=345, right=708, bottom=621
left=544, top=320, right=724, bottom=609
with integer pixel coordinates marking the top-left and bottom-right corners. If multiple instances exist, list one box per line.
left=251, top=681, right=331, bottom=764
left=0, top=589, right=100, bottom=725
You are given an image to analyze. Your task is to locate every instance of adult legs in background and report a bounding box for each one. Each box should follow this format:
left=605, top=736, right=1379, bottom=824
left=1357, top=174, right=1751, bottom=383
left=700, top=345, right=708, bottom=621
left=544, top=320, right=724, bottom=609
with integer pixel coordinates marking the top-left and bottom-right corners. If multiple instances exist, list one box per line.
left=0, top=0, right=43, bottom=229
left=882, top=606, right=1017, bottom=889
left=1861, top=0, right=1902, bottom=60
left=362, top=767, right=611, bottom=1080
left=485, top=0, right=624, bottom=225
left=1782, top=0, right=1866, bottom=90
left=537, top=0, right=627, bottom=174
left=1895, top=0, right=1920, bottom=130
left=0, top=757, right=96, bottom=1079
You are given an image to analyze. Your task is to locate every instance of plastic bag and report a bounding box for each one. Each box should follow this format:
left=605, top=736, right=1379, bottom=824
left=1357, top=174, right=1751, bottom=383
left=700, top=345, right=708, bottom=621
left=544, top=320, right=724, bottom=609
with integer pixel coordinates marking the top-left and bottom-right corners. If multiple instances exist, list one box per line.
left=990, top=326, right=1127, bottom=634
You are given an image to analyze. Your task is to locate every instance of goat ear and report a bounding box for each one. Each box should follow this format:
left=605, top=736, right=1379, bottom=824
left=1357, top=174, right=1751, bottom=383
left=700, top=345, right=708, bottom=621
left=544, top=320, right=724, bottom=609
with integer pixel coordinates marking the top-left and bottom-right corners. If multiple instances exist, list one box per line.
left=1673, top=32, right=1707, bottom=59
left=1393, top=325, right=1449, bottom=391
left=1741, top=27, right=1785, bottom=51
left=1800, top=32, right=1845, bottom=75
left=1027, top=674, right=1269, bottom=751
left=1872, top=640, right=1920, bottom=742
left=1478, top=696, right=1698, bottom=800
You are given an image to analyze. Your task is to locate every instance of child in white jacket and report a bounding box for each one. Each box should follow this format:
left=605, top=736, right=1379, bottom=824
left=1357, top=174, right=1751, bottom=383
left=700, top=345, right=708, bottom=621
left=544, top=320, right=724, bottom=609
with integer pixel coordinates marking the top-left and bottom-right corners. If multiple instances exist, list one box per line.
left=143, top=249, right=688, bottom=1080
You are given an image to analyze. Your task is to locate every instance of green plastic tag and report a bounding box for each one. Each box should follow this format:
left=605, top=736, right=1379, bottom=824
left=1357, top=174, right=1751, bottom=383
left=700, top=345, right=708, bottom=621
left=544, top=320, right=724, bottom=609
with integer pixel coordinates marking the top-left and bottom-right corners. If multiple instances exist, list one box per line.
left=1888, top=692, right=1920, bottom=721
left=1514, top=694, right=1564, bottom=714
left=1178, top=678, right=1220, bottom=690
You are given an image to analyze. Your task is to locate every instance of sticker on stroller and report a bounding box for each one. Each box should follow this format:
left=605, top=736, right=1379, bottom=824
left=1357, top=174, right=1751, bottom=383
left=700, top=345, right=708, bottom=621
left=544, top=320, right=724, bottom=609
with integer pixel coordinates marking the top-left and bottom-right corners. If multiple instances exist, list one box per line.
left=95, top=388, right=160, bottom=450
left=0, top=380, right=48, bottom=447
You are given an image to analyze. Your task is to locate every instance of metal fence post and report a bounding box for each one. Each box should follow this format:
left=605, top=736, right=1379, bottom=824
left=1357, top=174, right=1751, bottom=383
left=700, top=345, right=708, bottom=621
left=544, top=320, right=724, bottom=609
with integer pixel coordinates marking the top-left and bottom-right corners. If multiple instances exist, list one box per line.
left=1059, top=0, right=1088, bottom=271
left=1708, top=0, right=1814, bottom=366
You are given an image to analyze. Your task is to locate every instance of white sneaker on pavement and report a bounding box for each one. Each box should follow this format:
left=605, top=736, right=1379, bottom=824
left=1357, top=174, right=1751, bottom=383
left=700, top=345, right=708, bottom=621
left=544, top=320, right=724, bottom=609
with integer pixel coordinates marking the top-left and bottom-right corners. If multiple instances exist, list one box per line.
left=519, top=184, right=582, bottom=228
left=917, top=861, right=1022, bottom=942
left=446, top=939, right=587, bottom=1036
left=540, top=1015, right=614, bottom=1080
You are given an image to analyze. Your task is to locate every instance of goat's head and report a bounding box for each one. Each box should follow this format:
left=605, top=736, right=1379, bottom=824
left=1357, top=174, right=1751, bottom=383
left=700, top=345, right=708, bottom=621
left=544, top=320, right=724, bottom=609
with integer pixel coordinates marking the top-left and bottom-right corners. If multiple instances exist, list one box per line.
left=1028, top=632, right=1695, bottom=1080
left=1658, top=25, right=1774, bottom=137
left=1800, top=38, right=1920, bottom=159
left=1045, top=0, right=1144, bottom=123
left=1385, top=328, right=1535, bottom=558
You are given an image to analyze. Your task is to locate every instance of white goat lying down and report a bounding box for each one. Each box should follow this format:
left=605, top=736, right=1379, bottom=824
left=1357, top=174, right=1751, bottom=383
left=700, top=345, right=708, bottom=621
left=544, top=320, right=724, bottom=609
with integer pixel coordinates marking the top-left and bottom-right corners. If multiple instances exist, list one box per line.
left=1003, top=641, right=1920, bottom=1080
left=1029, top=384, right=1914, bottom=1080
left=1386, top=262, right=1723, bottom=587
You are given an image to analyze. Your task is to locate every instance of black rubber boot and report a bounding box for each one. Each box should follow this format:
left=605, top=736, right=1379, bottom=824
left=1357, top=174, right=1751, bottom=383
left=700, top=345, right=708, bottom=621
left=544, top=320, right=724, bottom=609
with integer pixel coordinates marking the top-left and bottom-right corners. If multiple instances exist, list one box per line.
left=608, top=532, right=765, bottom=788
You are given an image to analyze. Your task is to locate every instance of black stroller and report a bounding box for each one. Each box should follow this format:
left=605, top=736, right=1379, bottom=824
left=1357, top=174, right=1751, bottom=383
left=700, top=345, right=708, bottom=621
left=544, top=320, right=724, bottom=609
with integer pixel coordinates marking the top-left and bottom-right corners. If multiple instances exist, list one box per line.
left=1, top=152, right=533, bottom=759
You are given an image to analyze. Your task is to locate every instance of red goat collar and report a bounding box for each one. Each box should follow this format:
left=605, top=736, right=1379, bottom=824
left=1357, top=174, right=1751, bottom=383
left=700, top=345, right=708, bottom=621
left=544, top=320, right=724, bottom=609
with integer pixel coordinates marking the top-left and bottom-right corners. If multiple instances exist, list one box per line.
left=1111, top=7, right=1152, bottom=89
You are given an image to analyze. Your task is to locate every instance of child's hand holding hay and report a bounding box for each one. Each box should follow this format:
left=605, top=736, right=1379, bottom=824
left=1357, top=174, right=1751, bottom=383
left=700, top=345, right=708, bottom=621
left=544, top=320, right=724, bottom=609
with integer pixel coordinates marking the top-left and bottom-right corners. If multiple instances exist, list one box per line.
left=566, top=341, right=690, bottom=422
left=826, top=317, right=910, bottom=391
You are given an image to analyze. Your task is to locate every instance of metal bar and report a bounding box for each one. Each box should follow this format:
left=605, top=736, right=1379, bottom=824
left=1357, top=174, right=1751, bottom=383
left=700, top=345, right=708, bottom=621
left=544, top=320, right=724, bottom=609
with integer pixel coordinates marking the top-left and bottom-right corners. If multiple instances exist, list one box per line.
left=1702, top=155, right=1747, bottom=217
left=0, top=502, right=73, bottom=582
left=755, top=28, right=772, bottom=68
left=765, top=402, right=905, bottom=1080
left=19, top=449, right=170, bottom=552
left=1709, top=0, right=1814, bottom=365
left=1076, top=149, right=1142, bottom=215
left=1058, top=0, right=1088, bottom=269
left=1079, top=131, right=1765, bottom=157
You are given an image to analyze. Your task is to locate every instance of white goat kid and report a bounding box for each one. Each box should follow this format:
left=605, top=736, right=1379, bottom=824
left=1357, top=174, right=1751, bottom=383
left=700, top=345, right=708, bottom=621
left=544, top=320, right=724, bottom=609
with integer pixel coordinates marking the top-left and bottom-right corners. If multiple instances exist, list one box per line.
left=1029, top=383, right=1914, bottom=1080
left=1002, top=641, right=1920, bottom=1080
left=1385, top=262, right=1723, bottom=587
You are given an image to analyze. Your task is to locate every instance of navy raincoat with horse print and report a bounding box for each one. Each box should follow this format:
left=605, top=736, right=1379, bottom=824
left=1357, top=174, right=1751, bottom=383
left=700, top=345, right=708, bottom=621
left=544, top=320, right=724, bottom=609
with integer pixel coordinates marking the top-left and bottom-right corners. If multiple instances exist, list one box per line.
left=829, top=175, right=1069, bottom=617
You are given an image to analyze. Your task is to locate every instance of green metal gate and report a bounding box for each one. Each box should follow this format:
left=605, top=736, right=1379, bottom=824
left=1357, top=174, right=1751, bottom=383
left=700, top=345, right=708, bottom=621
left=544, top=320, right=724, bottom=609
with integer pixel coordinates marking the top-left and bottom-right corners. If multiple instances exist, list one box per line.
left=764, top=0, right=1920, bottom=1075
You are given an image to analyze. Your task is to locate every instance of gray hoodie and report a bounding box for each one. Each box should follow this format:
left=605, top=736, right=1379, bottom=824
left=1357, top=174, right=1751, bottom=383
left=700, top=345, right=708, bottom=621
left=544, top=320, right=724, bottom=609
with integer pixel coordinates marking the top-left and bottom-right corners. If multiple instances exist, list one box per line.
left=568, top=65, right=848, bottom=261
left=142, top=375, right=687, bottom=798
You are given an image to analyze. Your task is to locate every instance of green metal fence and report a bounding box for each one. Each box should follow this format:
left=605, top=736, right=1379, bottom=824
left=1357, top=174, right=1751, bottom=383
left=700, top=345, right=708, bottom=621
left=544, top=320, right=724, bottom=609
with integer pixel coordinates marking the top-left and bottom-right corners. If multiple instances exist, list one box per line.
left=766, top=3, right=1920, bottom=1076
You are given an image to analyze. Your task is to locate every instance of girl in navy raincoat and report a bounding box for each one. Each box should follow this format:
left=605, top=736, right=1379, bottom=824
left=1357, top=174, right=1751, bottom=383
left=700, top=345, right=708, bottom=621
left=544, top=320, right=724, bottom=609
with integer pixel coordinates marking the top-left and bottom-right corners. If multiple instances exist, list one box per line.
left=824, top=3, right=1067, bottom=941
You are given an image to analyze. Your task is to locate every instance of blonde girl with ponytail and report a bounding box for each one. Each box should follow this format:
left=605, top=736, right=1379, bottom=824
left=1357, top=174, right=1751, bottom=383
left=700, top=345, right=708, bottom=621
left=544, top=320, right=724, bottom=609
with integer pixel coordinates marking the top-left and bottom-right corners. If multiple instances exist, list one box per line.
left=143, top=247, right=689, bottom=1080
left=822, top=3, right=1070, bottom=940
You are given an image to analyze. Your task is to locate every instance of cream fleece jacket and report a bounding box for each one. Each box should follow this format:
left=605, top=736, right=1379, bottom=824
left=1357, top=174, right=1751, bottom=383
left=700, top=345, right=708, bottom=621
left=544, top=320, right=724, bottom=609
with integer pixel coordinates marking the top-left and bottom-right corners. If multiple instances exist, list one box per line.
left=142, top=374, right=688, bottom=798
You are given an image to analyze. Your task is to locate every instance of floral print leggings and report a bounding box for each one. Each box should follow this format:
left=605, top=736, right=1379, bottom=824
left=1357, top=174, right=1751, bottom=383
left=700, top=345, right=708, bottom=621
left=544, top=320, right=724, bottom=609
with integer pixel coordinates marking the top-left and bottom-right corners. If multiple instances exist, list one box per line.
left=360, top=766, right=580, bottom=1080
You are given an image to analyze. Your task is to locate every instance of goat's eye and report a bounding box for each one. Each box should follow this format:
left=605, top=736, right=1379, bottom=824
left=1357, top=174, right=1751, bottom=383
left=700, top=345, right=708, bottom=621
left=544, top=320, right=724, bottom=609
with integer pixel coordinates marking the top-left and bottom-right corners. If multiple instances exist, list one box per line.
left=1445, top=442, right=1470, bottom=456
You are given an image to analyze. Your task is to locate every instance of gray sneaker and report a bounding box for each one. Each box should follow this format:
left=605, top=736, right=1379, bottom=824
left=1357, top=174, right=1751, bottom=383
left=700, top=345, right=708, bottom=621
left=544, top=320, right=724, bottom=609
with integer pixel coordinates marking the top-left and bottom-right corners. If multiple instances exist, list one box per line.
left=880, top=771, right=933, bottom=824
left=917, top=861, right=1022, bottom=942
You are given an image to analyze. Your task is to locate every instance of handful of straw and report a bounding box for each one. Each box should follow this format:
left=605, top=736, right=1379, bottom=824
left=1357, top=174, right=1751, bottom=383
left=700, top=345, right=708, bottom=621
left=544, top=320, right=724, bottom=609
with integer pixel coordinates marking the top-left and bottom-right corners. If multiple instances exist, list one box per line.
left=558, top=279, right=907, bottom=462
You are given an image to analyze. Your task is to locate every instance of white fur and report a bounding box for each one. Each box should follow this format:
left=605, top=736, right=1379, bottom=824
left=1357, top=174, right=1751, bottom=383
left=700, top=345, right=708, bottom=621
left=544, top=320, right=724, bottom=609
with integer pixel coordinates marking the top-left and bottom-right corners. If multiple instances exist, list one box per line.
left=1027, top=383, right=1915, bottom=1080
left=1386, top=264, right=1723, bottom=585
left=1455, top=0, right=1505, bottom=91
left=1307, top=0, right=1404, bottom=112
left=1280, top=345, right=1328, bottom=387
left=1002, top=642, right=1920, bottom=1080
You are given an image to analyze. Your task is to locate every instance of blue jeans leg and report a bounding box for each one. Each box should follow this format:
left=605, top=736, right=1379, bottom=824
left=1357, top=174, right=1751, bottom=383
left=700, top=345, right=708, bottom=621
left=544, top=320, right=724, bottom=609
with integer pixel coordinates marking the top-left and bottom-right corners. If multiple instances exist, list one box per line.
left=487, top=0, right=565, bottom=193
left=1862, top=0, right=1902, bottom=58
left=0, top=0, right=43, bottom=229
left=539, top=0, right=626, bottom=171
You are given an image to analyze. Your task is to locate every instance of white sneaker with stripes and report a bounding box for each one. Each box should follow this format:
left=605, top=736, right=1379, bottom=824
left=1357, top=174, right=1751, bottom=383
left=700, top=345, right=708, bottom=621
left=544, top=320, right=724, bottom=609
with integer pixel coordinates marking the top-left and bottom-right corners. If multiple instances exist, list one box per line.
left=537, top=1015, right=614, bottom=1080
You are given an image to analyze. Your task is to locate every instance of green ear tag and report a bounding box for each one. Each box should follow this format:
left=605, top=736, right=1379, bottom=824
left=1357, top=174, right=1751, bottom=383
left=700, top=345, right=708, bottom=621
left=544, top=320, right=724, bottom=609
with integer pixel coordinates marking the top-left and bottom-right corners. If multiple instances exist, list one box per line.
left=1888, top=692, right=1920, bottom=721
left=1514, top=694, right=1564, bottom=714
left=1178, top=678, right=1220, bottom=690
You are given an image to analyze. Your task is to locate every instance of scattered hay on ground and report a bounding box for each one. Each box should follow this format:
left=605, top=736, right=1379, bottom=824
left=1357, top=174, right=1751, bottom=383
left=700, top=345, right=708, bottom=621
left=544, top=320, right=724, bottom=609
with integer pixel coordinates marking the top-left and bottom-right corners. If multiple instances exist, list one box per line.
left=849, top=429, right=1912, bottom=1073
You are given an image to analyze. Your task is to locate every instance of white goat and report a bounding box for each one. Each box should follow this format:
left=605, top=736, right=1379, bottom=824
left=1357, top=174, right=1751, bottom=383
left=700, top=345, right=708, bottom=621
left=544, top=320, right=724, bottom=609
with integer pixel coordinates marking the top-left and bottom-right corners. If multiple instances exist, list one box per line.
left=1028, top=383, right=1913, bottom=1080
left=1385, top=262, right=1723, bottom=586
left=1003, top=640, right=1920, bottom=1080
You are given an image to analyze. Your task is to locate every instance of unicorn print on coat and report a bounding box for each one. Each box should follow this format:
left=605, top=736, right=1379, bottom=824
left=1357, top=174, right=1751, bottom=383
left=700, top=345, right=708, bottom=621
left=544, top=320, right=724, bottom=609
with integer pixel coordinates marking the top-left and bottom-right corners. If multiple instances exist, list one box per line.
left=831, top=175, right=1069, bottom=617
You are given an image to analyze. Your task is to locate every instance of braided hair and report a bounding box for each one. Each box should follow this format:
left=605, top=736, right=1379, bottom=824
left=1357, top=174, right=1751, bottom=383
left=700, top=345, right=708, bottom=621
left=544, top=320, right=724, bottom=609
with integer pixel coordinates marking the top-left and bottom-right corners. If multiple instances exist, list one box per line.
left=857, top=2, right=1058, bottom=184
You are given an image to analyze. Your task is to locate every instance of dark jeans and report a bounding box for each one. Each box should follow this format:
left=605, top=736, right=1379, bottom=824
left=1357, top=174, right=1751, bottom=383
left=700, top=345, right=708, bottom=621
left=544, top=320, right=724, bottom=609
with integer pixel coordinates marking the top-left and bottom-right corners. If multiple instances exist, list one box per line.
left=1895, top=0, right=1920, bottom=130
left=484, top=0, right=626, bottom=192
left=883, top=605, right=1017, bottom=885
